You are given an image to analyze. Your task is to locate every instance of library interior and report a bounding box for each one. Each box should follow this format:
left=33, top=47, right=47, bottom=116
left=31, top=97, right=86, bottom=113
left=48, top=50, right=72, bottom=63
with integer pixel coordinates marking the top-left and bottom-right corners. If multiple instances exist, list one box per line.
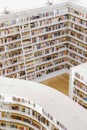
left=0, top=0, right=87, bottom=130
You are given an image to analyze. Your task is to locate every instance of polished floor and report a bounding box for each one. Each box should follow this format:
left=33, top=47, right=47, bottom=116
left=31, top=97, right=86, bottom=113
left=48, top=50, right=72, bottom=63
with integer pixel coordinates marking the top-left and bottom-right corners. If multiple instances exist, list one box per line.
left=41, top=73, right=69, bottom=96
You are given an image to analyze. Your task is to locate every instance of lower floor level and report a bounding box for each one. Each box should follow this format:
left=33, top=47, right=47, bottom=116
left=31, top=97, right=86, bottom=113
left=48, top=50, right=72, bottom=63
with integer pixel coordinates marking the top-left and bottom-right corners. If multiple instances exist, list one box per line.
left=41, top=73, right=69, bottom=96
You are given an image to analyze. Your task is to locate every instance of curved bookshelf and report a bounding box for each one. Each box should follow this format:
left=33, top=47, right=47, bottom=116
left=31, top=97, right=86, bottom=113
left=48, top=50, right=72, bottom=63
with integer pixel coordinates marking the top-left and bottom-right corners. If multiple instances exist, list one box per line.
left=0, top=76, right=87, bottom=130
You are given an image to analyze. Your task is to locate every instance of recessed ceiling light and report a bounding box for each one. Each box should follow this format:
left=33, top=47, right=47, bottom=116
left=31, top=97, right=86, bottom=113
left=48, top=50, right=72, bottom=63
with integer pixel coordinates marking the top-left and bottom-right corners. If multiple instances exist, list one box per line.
left=48, top=0, right=53, bottom=5
left=4, top=7, right=10, bottom=14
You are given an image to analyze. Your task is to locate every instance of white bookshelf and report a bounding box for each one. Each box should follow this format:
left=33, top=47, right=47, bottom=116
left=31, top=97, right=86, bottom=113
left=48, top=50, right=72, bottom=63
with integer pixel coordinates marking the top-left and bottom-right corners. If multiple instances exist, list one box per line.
left=0, top=2, right=69, bottom=81
left=69, top=62, right=87, bottom=109
left=0, top=76, right=87, bottom=130
left=0, top=1, right=87, bottom=81
left=67, top=2, right=87, bottom=69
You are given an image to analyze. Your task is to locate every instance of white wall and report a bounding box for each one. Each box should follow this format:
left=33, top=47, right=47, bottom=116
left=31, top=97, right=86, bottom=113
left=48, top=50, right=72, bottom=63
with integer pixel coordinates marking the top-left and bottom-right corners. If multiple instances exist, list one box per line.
left=0, top=0, right=69, bottom=13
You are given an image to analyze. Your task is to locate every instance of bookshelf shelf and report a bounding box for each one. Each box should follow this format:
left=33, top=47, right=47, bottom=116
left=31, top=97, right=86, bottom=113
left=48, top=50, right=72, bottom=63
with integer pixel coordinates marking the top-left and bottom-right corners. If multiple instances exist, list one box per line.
left=69, top=62, right=87, bottom=109
left=0, top=76, right=87, bottom=130
left=0, top=93, right=67, bottom=130
left=0, top=1, right=87, bottom=81
left=0, top=3, right=69, bottom=81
